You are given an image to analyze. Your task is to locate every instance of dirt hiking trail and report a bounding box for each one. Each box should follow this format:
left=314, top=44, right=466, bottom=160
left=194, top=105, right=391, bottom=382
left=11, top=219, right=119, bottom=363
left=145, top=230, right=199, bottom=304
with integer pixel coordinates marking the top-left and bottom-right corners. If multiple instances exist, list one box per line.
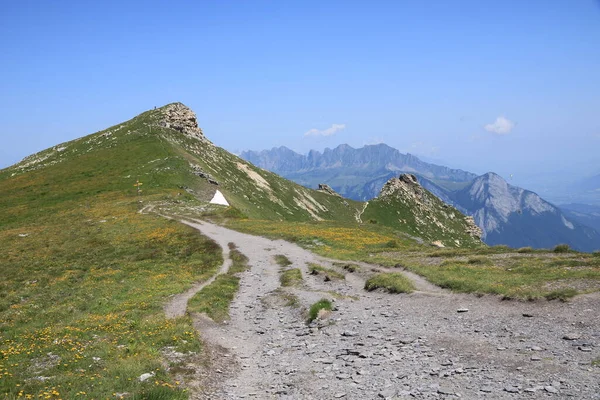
left=169, top=220, right=600, bottom=400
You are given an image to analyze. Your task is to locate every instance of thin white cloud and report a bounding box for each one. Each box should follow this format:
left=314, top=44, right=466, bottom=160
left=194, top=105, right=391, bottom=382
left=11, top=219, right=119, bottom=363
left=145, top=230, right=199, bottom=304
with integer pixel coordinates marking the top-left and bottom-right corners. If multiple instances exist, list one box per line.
left=304, top=123, right=346, bottom=137
left=484, top=116, right=515, bottom=135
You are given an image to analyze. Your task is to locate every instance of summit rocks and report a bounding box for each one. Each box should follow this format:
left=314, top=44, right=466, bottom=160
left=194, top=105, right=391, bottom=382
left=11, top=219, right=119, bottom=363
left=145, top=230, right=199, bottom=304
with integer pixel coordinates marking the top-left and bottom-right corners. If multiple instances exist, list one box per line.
left=365, top=174, right=483, bottom=246
left=158, top=103, right=204, bottom=140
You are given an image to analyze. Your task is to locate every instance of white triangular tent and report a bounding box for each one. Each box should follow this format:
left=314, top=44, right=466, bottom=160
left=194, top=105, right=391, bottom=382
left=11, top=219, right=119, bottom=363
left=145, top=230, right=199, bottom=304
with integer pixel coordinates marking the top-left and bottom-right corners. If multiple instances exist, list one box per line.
left=209, top=190, right=229, bottom=206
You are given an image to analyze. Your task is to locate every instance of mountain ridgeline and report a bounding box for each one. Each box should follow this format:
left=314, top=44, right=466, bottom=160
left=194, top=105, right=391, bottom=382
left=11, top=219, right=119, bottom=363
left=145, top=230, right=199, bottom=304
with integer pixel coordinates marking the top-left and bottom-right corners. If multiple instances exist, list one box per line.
left=241, top=144, right=477, bottom=201
left=242, top=145, right=600, bottom=252
left=1, top=103, right=482, bottom=249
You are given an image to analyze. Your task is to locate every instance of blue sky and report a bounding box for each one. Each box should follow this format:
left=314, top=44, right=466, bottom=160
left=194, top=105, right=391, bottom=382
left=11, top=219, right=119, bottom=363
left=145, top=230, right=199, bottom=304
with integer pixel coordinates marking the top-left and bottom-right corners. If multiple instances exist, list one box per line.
left=1, top=1, right=599, bottom=190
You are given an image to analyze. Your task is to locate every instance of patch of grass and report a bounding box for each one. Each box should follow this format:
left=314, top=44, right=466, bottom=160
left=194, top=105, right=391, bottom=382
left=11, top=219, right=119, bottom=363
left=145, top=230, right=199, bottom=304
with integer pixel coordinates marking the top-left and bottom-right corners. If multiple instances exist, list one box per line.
left=429, top=248, right=470, bottom=258
left=545, top=288, right=578, bottom=301
left=405, top=257, right=600, bottom=300
left=187, top=274, right=239, bottom=322
left=307, top=298, right=333, bottom=323
left=229, top=244, right=250, bottom=274
left=280, top=268, right=303, bottom=287
left=517, top=247, right=534, bottom=253
left=364, top=273, right=415, bottom=294
left=274, top=254, right=292, bottom=267
left=188, top=245, right=250, bottom=322
left=467, top=256, right=494, bottom=266
left=554, top=244, right=571, bottom=253
left=308, top=263, right=345, bottom=280
left=222, top=206, right=248, bottom=219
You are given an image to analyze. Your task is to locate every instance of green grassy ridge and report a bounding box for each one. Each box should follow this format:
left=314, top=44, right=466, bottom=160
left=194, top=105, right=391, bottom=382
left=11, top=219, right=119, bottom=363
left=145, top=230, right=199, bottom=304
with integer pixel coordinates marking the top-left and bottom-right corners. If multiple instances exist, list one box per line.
left=0, top=106, right=226, bottom=398
left=362, top=187, right=482, bottom=248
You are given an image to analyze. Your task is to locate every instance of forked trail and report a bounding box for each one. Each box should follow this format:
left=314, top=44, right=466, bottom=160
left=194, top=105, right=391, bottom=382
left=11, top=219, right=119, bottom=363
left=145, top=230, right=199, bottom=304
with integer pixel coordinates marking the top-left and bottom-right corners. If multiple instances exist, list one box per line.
left=169, top=220, right=600, bottom=400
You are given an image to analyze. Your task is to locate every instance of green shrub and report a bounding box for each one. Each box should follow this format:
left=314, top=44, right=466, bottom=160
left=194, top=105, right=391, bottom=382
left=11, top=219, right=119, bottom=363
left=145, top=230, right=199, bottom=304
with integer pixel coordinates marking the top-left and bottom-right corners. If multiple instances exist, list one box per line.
left=364, top=273, right=414, bottom=294
left=553, top=244, right=570, bottom=253
left=307, top=298, right=333, bottom=322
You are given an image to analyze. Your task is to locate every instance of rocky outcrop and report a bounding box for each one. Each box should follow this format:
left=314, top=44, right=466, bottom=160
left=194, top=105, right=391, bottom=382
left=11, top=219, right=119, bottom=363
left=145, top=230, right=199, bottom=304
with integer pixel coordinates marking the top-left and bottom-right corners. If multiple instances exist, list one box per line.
left=379, top=174, right=432, bottom=206
left=158, top=103, right=204, bottom=140
left=464, top=216, right=483, bottom=239
left=370, top=174, right=483, bottom=245
left=317, top=184, right=341, bottom=197
left=190, top=163, right=219, bottom=185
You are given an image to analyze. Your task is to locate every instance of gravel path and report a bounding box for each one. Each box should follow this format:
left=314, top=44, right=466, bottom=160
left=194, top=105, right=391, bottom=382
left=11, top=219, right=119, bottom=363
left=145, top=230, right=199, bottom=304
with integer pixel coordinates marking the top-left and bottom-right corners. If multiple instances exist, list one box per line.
left=175, top=220, right=600, bottom=399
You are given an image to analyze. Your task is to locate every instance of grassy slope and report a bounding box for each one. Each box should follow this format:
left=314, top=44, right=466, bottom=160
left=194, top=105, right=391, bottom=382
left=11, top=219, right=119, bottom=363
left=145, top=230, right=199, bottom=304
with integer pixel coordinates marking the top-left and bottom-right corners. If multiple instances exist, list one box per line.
left=0, top=110, right=225, bottom=398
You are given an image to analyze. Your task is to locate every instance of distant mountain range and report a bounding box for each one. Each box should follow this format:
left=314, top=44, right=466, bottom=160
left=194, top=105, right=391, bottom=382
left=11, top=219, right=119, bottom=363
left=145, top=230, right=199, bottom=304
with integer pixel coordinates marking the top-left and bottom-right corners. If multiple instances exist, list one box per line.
left=241, top=144, right=476, bottom=201
left=242, top=145, right=600, bottom=252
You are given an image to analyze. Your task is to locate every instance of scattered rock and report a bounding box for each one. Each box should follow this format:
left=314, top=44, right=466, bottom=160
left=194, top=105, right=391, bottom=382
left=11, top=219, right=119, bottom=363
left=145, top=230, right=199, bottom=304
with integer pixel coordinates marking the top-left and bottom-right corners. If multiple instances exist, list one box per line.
left=438, top=387, right=455, bottom=395
left=138, top=372, right=155, bottom=382
left=545, top=386, right=559, bottom=394
left=563, top=333, right=581, bottom=340
left=379, top=388, right=397, bottom=398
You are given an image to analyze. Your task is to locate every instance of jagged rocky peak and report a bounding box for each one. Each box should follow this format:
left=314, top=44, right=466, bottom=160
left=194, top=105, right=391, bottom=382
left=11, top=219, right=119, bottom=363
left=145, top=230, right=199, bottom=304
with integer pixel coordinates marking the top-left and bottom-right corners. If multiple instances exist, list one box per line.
left=399, top=173, right=419, bottom=185
left=158, top=102, right=204, bottom=140
left=380, top=173, right=429, bottom=204
left=317, top=183, right=341, bottom=197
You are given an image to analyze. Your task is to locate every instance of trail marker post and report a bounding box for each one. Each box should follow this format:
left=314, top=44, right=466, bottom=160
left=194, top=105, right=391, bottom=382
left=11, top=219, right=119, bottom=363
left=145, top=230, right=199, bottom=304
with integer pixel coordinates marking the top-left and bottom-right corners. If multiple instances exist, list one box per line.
left=134, top=179, right=143, bottom=196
